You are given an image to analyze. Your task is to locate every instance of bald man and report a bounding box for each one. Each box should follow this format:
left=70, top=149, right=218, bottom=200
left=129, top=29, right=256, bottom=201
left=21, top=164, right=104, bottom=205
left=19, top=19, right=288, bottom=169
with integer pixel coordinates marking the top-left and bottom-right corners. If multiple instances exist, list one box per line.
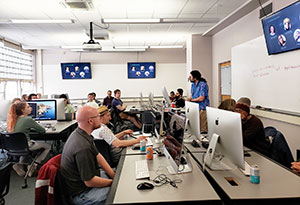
left=61, top=106, right=115, bottom=205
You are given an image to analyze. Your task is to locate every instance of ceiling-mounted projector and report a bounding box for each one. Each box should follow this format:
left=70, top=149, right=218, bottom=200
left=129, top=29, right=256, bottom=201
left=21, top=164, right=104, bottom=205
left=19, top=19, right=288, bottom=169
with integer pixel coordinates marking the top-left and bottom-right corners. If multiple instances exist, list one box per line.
left=82, top=22, right=102, bottom=50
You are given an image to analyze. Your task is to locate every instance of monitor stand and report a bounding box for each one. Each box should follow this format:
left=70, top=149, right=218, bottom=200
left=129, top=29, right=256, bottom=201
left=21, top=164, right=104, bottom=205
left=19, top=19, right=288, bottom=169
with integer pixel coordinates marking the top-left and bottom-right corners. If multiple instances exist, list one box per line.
left=203, top=133, right=232, bottom=171
left=183, top=119, right=195, bottom=143
left=163, top=145, right=193, bottom=175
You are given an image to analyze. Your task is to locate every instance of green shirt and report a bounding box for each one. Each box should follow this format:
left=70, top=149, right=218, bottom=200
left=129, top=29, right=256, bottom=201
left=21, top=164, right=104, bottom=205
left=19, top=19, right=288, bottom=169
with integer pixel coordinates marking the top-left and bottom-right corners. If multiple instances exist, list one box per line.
left=14, top=116, right=45, bottom=140
left=65, top=104, right=75, bottom=113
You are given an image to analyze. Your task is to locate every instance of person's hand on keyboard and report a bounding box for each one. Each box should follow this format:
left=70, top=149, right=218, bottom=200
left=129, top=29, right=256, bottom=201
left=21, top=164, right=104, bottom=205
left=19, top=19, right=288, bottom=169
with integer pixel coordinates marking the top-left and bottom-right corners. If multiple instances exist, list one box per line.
left=136, top=135, right=148, bottom=144
left=120, top=129, right=133, bottom=139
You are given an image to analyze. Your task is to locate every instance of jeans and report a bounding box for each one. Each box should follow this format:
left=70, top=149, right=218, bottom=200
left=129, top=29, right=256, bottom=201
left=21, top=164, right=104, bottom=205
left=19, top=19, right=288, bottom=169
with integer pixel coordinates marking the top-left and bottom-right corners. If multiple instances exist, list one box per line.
left=71, top=171, right=110, bottom=205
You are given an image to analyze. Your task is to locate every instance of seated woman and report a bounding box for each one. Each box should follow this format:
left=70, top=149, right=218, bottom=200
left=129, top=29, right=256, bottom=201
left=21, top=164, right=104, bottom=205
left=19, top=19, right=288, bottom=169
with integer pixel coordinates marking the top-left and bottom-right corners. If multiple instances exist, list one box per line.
left=218, top=98, right=236, bottom=112
left=7, top=102, right=51, bottom=177
left=111, top=89, right=142, bottom=129
left=59, top=94, right=75, bottom=119
left=235, top=97, right=270, bottom=156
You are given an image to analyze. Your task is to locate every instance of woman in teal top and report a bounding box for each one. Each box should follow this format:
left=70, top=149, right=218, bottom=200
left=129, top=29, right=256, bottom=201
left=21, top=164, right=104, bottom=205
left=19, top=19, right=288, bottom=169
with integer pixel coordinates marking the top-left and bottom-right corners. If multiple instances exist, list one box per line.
left=59, top=94, right=75, bottom=119
left=7, top=102, right=51, bottom=177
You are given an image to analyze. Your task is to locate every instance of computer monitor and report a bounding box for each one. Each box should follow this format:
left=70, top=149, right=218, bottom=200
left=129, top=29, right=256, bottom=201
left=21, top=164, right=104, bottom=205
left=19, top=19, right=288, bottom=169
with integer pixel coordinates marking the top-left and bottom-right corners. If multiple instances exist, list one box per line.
left=0, top=100, right=11, bottom=121
left=184, top=101, right=201, bottom=142
left=56, top=98, right=65, bottom=121
left=148, top=92, right=154, bottom=108
left=204, top=107, right=245, bottom=170
left=28, top=100, right=57, bottom=121
left=163, top=112, right=192, bottom=174
left=162, top=86, right=171, bottom=107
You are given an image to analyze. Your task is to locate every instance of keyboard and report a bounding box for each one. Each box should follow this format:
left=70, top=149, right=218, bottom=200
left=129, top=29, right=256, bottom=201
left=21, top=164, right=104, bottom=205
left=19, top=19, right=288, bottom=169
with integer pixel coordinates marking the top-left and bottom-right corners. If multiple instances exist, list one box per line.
left=135, top=160, right=150, bottom=179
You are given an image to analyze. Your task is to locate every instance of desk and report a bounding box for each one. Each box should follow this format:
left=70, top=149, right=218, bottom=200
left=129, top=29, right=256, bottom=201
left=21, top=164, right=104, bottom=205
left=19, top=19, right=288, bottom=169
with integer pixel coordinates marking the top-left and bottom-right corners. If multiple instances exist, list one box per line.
left=185, top=143, right=253, bottom=154
left=107, top=154, right=221, bottom=204
left=192, top=152, right=300, bottom=204
left=31, top=120, right=77, bottom=141
left=124, top=136, right=162, bottom=155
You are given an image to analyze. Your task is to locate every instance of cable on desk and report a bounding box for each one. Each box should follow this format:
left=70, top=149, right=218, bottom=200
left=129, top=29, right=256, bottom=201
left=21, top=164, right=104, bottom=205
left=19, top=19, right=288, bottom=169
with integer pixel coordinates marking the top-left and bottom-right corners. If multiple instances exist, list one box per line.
left=151, top=174, right=182, bottom=188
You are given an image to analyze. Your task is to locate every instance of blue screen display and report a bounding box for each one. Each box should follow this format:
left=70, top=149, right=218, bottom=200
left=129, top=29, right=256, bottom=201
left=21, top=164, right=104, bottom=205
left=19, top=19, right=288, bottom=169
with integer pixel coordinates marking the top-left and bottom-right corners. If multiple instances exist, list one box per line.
left=127, top=62, right=155, bottom=79
left=262, top=1, right=300, bottom=55
left=61, top=62, right=91, bottom=79
left=28, top=100, right=56, bottom=120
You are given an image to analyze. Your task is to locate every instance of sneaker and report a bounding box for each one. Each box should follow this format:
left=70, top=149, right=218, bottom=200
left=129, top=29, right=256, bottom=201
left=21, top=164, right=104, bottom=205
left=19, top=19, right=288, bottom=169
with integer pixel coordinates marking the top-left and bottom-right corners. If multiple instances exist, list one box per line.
left=27, top=164, right=38, bottom=177
left=13, top=164, right=26, bottom=177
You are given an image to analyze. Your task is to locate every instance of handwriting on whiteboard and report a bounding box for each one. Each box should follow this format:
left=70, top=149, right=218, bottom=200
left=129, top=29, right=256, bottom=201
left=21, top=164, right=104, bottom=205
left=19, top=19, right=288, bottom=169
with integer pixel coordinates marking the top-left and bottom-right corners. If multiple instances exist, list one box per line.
left=252, top=65, right=280, bottom=78
left=284, top=64, right=300, bottom=70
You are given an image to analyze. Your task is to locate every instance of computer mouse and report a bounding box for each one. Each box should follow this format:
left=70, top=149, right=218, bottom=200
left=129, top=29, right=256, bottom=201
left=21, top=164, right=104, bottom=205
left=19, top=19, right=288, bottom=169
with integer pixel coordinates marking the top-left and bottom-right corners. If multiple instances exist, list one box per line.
left=51, top=127, right=56, bottom=131
left=137, top=182, right=154, bottom=190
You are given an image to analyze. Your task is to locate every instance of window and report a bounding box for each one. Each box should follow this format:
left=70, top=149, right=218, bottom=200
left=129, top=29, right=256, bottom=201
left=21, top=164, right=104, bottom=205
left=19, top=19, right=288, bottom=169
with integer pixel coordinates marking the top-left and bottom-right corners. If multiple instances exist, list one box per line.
left=0, top=44, right=35, bottom=100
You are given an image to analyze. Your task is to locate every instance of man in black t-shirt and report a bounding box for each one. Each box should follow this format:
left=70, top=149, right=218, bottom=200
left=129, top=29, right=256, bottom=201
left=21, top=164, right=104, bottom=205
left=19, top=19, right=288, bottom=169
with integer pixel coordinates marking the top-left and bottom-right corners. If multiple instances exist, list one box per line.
left=61, top=106, right=115, bottom=204
left=174, top=88, right=185, bottom=108
left=235, top=97, right=270, bottom=156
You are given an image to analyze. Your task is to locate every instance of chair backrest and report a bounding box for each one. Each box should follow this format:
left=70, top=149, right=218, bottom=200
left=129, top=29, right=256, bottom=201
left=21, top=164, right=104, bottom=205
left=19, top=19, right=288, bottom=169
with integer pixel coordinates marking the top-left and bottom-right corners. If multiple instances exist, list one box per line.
left=265, top=126, right=294, bottom=168
left=1, top=132, right=30, bottom=157
left=93, top=139, right=113, bottom=167
left=54, top=170, right=72, bottom=205
left=0, top=162, right=12, bottom=201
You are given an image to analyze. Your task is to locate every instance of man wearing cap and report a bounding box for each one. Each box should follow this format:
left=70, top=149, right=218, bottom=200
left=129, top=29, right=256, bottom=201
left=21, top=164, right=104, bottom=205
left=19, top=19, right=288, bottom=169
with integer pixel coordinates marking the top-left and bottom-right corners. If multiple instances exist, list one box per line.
left=235, top=97, right=270, bottom=156
left=92, top=106, right=147, bottom=166
left=61, top=106, right=115, bottom=205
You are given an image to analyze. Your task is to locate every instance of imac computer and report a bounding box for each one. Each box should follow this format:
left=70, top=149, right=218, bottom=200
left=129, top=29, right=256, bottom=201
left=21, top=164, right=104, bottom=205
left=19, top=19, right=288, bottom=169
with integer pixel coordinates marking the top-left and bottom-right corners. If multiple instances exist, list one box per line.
left=204, top=107, right=245, bottom=171
left=28, top=100, right=57, bottom=122
left=148, top=92, right=154, bottom=108
left=163, top=112, right=192, bottom=174
left=184, top=101, right=201, bottom=143
left=0, top=100, right=11, bottom=121
left=56, top=98, right=65, bottom=121
left=139, top=92, right=146, bottom=109
left=162, top=86, right=171, bottom=107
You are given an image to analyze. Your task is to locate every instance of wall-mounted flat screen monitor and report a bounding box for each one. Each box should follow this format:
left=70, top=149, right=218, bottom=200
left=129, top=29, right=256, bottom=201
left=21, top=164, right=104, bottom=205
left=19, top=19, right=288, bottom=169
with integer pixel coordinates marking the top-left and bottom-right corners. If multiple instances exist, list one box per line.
left=128, top=62, right=155, bottom=79
left=61, top=62, right=92, bottom=79
left=28, top=100, right=57, bottom=121
left=262, top=1, right=300, bottom=55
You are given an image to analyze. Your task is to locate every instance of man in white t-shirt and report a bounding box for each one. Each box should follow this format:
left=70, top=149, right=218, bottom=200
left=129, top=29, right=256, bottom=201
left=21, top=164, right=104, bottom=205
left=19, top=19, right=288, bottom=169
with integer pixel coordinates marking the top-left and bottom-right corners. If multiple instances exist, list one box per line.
left=92, top=106, right=147, bottom=164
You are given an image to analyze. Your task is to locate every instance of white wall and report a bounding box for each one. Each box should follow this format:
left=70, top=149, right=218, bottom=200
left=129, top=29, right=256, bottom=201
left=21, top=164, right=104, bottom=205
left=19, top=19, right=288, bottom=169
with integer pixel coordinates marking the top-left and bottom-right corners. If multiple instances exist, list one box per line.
left=41, top=49, right=187, bottom=99
left=211, top=0, right=300, bottom=158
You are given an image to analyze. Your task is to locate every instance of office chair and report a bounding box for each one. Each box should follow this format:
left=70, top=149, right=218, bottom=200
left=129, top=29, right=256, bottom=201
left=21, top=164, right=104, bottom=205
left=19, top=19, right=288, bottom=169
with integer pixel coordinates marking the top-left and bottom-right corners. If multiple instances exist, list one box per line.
left=0, top=132, right=43, bottom=189
left=265, top=127, right=294, bottom=168
left=93, top=139, right=115, bottom=168
left=141, top=111, right=156, bottom=134
left=0, top=162, right=12, bottom=205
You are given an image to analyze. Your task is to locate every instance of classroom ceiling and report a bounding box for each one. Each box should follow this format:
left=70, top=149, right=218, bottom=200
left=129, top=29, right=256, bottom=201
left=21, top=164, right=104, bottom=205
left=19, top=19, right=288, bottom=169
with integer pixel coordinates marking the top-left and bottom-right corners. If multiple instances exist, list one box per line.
left=0, top=0, right=249, bottom=50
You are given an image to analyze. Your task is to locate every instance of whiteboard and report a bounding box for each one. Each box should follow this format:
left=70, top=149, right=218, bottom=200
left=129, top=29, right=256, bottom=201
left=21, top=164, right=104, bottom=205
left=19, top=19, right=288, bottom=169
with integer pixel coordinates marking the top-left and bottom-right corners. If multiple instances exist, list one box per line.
left=232, top=36, right=300, bottom=113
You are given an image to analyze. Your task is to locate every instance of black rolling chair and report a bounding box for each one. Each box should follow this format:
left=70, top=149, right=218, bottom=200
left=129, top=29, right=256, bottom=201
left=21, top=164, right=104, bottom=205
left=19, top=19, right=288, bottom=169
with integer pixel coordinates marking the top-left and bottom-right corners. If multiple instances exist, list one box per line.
left=0, top=162, right=12, bottom=205
left=0, top=132, right=42, bottom=189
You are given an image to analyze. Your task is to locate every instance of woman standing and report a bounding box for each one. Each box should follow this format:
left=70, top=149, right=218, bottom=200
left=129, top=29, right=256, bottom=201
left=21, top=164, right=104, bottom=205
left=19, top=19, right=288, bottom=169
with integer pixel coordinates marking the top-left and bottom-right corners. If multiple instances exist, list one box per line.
left=7, top=102, right=51, bottom=177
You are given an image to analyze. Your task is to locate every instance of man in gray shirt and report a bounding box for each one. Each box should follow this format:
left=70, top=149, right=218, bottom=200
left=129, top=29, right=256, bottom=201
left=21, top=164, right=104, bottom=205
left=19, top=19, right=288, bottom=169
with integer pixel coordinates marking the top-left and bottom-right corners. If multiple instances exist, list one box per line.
left=61, top=106, right=115, bottom=205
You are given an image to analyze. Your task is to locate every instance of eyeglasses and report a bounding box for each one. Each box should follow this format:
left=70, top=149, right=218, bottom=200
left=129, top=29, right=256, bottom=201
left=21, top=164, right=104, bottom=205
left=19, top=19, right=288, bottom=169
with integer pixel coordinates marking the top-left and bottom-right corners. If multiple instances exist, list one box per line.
left=89, top=114, right=101, bottom=119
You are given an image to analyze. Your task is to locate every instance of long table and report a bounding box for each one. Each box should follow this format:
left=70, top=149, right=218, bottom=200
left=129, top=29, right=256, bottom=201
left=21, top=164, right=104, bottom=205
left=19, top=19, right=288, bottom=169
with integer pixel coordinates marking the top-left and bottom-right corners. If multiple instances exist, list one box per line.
left=106, top=153, right=221, bottom=204
left=30, top=120, right=77, bottom=141
left=192, top=152, right=300, bottom=204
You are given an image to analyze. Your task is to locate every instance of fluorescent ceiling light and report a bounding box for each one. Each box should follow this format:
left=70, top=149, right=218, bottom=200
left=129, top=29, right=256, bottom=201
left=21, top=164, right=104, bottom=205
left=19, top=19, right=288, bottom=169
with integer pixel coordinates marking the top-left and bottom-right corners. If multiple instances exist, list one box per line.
left=61, top=45, right=82, bottom=49
left=102, top=19, right=160, bottom=24
left=0, top=42, right=3, bottom=47
left=22, top=45, right=60, bottom=50
left=150, top=45, right=184, bottom=48
left=102, top=18, right=219, bottom=24
left=71, top=48, right=146, bottom=52
left=10, top=19, right=75, bottom=24
left=113, top=46, right=148, bottom=49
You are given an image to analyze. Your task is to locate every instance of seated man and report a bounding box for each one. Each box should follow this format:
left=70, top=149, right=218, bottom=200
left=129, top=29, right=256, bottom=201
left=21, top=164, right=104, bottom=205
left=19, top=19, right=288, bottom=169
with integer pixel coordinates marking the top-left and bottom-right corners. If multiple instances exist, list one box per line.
left=86, top=92, right=99, bottom=108
left=169, top=91, right=175, bottom=102
left=61, top=106, right=115, bottom=205
left=111, top=89, right=142, bottom=129
left=235, top=97, right=270, bottom=156
left=92, top=106, right=147, bottom=166
left=103, top=90, right=114, bottom=109
left=174, top=88, right=185, bottom=108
